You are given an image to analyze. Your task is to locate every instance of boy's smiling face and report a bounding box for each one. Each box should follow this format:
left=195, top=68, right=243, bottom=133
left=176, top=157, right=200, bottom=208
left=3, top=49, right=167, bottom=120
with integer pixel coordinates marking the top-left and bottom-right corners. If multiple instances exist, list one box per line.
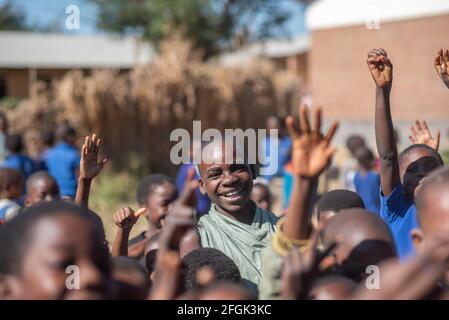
left=399, top=147, right=442, bottom=199
left=198, top=140, right=253, bottom=215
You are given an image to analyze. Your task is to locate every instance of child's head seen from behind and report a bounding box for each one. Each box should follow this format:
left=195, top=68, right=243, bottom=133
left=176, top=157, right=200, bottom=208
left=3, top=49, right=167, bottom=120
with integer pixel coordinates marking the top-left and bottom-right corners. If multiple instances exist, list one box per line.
left=0, top=168, right=23, bottom=201
left=317, top=189, right=365, bottom=223
left=398, top=144, right=443, bottom=199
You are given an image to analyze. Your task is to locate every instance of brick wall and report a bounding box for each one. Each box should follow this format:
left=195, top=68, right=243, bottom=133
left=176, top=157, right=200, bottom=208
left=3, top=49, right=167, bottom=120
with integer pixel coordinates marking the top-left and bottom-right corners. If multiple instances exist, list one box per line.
left=309, top=14, right=449, bottom=122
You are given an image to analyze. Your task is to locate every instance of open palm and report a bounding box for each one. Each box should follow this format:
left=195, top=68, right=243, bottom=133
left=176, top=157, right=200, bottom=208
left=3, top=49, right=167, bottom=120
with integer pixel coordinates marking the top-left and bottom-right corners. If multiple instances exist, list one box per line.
left=80, top=134, right=108, bottom=179
left=409, top=120, right=440, bottom=151
left=286, top=105, right=338, bottom=178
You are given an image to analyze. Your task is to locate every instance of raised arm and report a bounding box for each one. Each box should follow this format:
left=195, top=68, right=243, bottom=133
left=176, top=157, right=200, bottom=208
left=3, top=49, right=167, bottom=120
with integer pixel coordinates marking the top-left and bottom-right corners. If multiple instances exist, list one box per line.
left=282, top=105, right=338, bottom=240
left=149, top=168, right=198, bottom=299
left=75, top=134, right=108, bottom=207
left=367, top=48, right=399, bottom=196
left=111, top=207, right=147, bottom=257
left=434, top=49, right=449, bottom=89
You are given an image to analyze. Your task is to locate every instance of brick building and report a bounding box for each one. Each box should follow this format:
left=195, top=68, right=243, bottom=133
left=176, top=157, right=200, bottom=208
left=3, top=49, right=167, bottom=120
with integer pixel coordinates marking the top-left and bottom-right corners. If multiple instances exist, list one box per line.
left=0, top=32, right=154, bottom=99
left=306, top=0, right=449, bottom=149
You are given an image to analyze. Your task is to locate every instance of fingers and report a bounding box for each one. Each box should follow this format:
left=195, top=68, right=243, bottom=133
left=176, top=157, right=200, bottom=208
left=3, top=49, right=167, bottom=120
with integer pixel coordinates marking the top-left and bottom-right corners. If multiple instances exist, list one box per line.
left=408, top=135, right=417, bottom=144
left=133, top=207, right=148, bottom=219
left=179, top=167, right=199, bottom=207
left=114, top=207, right=139, bottom=228
left=313, top=107, right=322, bottom=134
left=435, top=130, right=441, bottom=150
left=299, top=104, right=311, bottom=133
left=415, top=120, right=423, bottom=132
left=324, top=146, right=337, bottom=160
left=81, top=142, right=87, bottom=158
left=99, top=157, right=108, bottom=167
left=410, top=124, right=418, bottom=138
left=435, top=49, right=442, bottom=69
left=323, top=122, right=339, bottom=146
left=285, top=116, right=299, bottom=140
left=84, top=134, right=101, bottom=154
left=420, top=120, right=429, bottom=133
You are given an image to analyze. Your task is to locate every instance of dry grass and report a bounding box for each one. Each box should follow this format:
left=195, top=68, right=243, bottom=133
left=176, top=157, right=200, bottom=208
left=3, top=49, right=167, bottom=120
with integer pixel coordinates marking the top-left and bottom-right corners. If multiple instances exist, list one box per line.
left=1, top=38, right=302, bottom=236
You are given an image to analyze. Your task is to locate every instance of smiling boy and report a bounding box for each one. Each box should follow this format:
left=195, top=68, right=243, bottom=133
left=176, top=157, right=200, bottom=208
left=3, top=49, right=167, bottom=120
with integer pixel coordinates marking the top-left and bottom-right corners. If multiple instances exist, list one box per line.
left=183, top=137, right=278, bottom=296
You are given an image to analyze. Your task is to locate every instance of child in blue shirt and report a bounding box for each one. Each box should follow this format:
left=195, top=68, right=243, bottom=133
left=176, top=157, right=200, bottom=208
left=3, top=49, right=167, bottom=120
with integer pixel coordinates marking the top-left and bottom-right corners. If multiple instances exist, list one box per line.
left=353, top=146, right=381, bottom=214
left=1, top=134, right=36, bottom=180
left=0, top=168, right=23, bottom=224
left=367, top=48, right=444, bottom=259
left=44, top=123, right=80, bottom=199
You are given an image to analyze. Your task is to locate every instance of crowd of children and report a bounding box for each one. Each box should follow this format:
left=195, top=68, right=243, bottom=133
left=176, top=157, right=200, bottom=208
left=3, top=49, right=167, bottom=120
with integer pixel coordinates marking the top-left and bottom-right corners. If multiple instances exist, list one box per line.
left=0, top=48, right=449, bottom=300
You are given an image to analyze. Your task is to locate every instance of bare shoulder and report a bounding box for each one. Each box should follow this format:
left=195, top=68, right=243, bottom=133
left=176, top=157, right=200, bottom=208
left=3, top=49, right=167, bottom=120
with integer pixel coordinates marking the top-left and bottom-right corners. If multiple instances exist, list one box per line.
left=180, top=229, right=200, bottom=258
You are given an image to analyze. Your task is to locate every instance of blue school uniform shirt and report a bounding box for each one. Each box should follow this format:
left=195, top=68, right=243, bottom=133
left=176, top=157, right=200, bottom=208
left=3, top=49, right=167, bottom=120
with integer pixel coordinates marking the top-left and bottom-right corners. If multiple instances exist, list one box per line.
left=354, top=170, right=381, bottom=214
left=44, top=142, right=80, bottom=198
left=260, top=136, right=292, bottom=181
left=1, top=154, right=36, bottom=179
left=379, top=185, right=418, bottom=260
left=176, top=163, right=210, bottom=216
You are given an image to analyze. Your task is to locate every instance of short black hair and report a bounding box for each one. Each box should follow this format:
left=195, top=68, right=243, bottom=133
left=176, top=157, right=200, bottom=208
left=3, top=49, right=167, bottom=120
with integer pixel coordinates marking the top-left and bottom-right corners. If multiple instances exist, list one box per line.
left=317, top=189, right=365, bottom=219
left=398, top=144, right=443, bottom=166
left=136, top=174, right=176, bottom=206
left=354, top=147, right=374, bottom=165
left=5, top=134, right=23, bottom=153
left=55, top=122, right=76, bottom=142
left=40, top=130, right=55, bottom=147
left=0, top=201, right=105, bottom=275
left=416, top=166, right=449, bottom=225
left=0, top=168, right=23, bottom=192
left=26, top=171, right=60, bottom=195
left=346, top=135, right=365, bottom=155
left=181, top=248, right=241, bottom=290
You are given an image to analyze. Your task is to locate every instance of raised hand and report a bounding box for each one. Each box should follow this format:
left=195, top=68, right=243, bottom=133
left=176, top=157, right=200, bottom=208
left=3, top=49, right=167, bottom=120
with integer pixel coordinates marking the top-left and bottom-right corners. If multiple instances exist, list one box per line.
left=434, top=49, right=449, bottom=88
left=281, top=228, right=337, bottom=300
left=286, top=105, right=338, bottom=178
left=367, top=48, right=393, bottom=89
left=113, top=207, right=147, bottom=230
left=409, top=120, right=440, bottom=151
left=150, top=168, right=199, bottom=300
left=80, top=134, right=108, bottom=180
left=159, top=167, right=198, bottom=252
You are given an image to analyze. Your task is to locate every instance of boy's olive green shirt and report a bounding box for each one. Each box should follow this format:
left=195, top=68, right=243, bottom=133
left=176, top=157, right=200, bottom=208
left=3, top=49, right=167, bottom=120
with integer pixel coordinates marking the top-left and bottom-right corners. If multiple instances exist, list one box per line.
left=195, top=202, right=278, bottom=297
left=259, top=242, right=284, bottom=299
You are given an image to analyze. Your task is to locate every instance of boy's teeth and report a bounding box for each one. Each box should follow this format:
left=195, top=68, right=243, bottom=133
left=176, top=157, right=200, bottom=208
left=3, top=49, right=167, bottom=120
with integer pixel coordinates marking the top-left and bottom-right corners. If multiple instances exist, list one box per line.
left=223, top=188, right=243, bottom=197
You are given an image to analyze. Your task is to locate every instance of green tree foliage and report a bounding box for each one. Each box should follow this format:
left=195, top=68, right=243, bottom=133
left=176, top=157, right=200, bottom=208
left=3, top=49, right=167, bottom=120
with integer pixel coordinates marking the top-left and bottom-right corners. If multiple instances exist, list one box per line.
left=0, top=2, right=27, bottom=31
left=89, top=0, right=303, bottom=59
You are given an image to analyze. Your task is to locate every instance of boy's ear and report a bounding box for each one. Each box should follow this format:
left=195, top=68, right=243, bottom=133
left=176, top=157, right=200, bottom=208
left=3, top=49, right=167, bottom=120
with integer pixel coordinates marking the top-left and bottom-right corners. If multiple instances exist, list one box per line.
left=198, top=178, right=207, bottom=195
left=249, top=164, right=258, bottom=180
left=411, top=228, right=424, bottom=253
